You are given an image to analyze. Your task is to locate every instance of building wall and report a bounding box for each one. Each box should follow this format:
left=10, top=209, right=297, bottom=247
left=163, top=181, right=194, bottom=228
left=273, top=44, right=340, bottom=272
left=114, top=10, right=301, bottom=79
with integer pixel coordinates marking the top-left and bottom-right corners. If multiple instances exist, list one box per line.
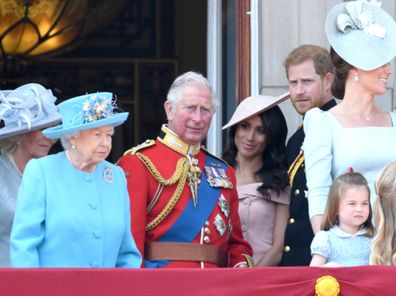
left=258, top=0, right=396, bottom=139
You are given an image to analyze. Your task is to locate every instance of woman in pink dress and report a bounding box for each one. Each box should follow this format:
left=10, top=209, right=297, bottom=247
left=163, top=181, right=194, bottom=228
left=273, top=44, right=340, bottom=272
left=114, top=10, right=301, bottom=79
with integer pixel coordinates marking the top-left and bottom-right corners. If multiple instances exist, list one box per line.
left=223, top=93, right=290, bottom=266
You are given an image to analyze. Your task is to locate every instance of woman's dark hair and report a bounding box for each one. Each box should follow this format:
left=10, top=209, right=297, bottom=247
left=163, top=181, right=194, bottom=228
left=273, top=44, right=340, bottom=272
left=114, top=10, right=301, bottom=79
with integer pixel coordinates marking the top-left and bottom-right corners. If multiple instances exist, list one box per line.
left=330, top=47, right=353, bottom=100
left=223, top=105, right=289, bottom=199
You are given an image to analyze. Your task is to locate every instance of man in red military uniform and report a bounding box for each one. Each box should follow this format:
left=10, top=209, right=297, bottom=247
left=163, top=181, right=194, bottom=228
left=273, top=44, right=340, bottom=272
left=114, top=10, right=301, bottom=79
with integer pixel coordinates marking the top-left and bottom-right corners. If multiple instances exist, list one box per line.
left=118, top=71, right=253, bottom=268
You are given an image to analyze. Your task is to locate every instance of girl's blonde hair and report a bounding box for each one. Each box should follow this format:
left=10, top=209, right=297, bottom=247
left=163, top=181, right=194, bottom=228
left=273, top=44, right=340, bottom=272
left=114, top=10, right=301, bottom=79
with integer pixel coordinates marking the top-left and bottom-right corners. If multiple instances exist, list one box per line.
left=321, top=171, right=373, bottom=237
left=370, top=161, right=396, bottom=265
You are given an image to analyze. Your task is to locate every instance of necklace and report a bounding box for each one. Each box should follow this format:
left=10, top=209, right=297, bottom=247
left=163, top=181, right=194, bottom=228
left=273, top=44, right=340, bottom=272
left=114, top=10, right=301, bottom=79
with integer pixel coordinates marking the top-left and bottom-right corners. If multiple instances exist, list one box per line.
left=349, top=113, right=373, bottom=122
left=350, top=112, right=373, bottom=122
left=360, top=110, right=376, bottom=122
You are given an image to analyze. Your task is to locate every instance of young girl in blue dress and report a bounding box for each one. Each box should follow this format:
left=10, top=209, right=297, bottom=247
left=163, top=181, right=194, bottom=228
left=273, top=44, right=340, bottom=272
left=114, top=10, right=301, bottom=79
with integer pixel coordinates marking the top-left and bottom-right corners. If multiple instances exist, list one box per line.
left=310, top=171, right=374, bottom=267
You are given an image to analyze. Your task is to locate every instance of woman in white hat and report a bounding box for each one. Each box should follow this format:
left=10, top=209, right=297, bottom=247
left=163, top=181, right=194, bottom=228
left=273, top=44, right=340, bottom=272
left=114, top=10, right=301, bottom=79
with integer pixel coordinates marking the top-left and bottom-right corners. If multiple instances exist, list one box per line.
left=223, top=93, right=290, bottom=266
left=10, top=92, right=142, bottom=268
left=304, top=0, right=396, bottom=234
left=0, top=83, right=61, bottom=267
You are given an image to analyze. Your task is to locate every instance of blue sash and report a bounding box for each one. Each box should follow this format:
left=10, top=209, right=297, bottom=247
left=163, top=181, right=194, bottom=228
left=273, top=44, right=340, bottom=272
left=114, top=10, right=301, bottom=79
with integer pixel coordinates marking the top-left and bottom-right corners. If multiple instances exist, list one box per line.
left=144, top=154, right=226, bottom=268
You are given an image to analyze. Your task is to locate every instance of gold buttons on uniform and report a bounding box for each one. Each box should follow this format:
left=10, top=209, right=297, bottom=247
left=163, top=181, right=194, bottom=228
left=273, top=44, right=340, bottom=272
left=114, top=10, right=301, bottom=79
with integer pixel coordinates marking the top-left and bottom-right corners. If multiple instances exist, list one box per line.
left=204, top=227, right=211, bottom=234
left=204, top=236, right=211, bottom=243
left=288, top=218, right=295, bottom=224
left=294, top=189, right=300, bottom=195
left=284, top=246, right=291, bottom=252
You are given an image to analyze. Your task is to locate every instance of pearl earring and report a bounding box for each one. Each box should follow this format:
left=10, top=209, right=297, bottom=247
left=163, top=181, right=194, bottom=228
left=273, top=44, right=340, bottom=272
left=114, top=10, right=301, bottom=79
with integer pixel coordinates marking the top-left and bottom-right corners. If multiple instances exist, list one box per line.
left=354, top=72, right=360, bottom=82
left=72, top=144, right=76, bottom=149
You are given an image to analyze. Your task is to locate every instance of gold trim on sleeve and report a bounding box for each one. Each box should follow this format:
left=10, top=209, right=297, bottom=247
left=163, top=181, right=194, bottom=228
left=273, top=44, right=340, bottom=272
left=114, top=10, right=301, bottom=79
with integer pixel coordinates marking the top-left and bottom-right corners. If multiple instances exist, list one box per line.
left=288, top=149, right=304, bottom=187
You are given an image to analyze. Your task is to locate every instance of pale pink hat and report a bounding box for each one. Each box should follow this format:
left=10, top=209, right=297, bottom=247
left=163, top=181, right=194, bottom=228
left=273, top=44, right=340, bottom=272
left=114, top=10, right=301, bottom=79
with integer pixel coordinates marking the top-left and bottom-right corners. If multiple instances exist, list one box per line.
left=222, top=92, right=289, bottom=130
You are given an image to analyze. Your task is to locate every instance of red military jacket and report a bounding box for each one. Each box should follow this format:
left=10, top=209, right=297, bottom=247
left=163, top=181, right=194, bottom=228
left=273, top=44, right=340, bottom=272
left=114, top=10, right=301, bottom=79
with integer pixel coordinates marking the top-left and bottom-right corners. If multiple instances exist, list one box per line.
left=118, top=127, right=252, bottom=268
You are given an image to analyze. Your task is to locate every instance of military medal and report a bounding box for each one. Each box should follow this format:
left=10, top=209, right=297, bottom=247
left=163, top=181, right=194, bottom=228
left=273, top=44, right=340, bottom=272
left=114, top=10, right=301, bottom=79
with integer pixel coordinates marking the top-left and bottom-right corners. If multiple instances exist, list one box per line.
left=214, top=214, right=226, bottom=236
left=218, top=194, right=230, bottom=217
left=204, top=164, right=233, bottom=189
left=227, top=220, right=233, bottom=240
left=103, top=166, right=113, bottom=183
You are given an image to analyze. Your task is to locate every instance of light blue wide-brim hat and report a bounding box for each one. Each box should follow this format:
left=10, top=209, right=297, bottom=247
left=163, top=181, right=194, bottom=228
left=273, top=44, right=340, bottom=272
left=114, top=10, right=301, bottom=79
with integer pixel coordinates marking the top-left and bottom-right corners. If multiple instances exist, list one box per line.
left=43, top=92, right=129, bottom=139
left=326, top=0, right=396, bottom=71
left=0, top=83, right=61, bottom=140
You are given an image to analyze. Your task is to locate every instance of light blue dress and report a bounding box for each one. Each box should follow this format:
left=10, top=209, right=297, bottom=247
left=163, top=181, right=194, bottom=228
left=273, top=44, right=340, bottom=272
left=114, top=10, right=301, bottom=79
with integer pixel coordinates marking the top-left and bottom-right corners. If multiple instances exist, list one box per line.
left=303, top=108, right=396, bottom=218
left=10, top=152, right=142, bottom=268
left=311, top=225, right=372, bottom=266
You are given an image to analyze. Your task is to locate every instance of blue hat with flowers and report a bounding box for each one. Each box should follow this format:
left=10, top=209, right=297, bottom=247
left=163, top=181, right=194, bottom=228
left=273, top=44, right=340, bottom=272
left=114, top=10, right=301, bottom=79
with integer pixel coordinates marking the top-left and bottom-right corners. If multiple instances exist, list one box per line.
left=326, top=0, right=396, bottom=71
left=43, top=92, right=128, bottom=139
left=0, top=83, right=61, bottom=140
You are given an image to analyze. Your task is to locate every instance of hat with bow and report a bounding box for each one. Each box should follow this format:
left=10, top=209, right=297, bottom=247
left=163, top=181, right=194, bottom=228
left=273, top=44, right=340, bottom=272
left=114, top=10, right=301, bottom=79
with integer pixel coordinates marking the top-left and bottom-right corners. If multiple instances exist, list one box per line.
left=326, top=0, right=396, bottom=70
left=0, top=83, right=61, bottom=140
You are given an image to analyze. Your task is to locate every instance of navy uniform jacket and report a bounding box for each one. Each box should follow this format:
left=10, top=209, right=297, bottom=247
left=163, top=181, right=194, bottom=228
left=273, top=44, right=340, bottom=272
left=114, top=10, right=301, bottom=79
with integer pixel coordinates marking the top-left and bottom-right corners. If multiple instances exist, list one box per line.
left=280, top=99, right=336, bottom=266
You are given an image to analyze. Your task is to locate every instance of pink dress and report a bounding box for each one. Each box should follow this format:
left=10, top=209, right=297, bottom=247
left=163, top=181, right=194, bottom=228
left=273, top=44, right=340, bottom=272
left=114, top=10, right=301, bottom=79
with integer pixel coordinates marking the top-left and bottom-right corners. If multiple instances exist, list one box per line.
left=237, top=183, right=290, bottom=263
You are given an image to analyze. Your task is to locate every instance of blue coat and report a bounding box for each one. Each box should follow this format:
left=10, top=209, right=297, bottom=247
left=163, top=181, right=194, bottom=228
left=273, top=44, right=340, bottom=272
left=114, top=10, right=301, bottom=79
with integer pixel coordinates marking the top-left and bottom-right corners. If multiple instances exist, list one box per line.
left=11, top=152, right=142, bottom=268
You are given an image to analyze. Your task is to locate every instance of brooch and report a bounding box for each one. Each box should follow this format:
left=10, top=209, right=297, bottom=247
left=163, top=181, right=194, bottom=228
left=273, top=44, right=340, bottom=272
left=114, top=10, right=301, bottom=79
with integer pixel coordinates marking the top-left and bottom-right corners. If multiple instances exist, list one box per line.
left=103, top=166, right=113, bottom=183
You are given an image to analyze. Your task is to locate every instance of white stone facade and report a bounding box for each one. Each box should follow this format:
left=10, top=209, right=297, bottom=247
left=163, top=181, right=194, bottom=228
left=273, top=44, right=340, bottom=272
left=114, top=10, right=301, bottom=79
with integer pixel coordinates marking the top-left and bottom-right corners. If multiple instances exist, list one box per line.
left=257, top=0, right=396, bottom=138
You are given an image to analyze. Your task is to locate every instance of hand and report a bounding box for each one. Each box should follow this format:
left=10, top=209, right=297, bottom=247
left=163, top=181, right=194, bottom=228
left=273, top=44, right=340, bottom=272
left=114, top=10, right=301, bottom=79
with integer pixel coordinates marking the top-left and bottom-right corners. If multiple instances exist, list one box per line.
left=322, top=261, right=342, bottom=268
left=234, top=262, right=249, bottom=268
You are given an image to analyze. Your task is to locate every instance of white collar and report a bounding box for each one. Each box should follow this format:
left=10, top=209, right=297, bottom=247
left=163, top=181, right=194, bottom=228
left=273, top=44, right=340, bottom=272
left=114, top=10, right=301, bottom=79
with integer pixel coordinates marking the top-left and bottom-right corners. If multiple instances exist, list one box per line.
left=329, top=225, right=368, bottom=237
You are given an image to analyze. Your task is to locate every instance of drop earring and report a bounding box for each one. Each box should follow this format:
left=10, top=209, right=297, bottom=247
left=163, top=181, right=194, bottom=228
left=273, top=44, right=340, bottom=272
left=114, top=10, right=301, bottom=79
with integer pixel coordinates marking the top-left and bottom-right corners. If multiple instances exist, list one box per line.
left=354, top=72, right=360, bottom=82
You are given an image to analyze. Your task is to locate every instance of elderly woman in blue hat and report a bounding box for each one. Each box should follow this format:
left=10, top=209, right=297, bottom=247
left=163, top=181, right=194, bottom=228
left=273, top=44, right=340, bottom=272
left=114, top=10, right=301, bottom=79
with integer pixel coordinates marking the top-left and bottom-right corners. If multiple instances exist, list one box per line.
left=303, top=0, right=396, bottom=235
left=10, top=92, right=142, bottom=268
left=0, top=83, right=61, bottom=267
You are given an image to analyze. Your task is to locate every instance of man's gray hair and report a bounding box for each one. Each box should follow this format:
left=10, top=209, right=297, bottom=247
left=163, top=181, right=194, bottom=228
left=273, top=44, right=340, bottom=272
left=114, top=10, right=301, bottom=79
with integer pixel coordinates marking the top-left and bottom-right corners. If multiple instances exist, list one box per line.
left=166, top=71, right=217, bottom=113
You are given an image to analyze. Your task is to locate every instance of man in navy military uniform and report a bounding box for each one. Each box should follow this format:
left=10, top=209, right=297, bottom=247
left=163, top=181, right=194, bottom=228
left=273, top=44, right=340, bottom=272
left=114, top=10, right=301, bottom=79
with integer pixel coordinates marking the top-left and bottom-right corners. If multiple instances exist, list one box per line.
left=280, top=45, right=336, bottom=266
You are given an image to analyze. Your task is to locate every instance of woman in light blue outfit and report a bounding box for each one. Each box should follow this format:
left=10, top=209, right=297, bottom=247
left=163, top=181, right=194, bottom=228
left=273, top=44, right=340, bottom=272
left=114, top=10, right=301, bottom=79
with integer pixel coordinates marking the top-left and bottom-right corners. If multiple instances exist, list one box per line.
left=11, top=92, right=142, bottom=268
left=304, top=0, right=396, bottom=234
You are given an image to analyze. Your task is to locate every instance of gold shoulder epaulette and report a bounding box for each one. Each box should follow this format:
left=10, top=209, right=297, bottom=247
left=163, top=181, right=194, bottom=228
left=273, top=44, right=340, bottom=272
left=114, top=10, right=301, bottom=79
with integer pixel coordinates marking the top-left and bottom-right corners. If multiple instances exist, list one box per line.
left=200, top=146, right=230, bottom=166
left=123, top=139, right=156, bottom=155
